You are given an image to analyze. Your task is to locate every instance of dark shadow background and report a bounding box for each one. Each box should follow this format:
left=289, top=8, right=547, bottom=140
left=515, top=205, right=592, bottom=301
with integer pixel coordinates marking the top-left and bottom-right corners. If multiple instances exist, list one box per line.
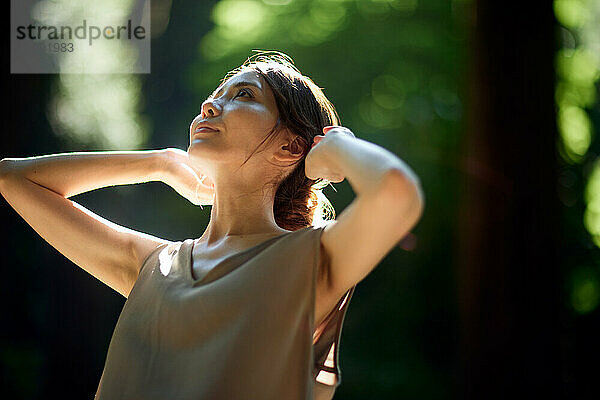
left=2, top=1, right=599, bottom=399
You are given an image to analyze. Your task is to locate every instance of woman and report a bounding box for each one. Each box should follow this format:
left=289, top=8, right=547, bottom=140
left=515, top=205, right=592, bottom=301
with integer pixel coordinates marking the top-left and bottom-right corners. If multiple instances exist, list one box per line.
left=0, top=52, right=424, bottom=399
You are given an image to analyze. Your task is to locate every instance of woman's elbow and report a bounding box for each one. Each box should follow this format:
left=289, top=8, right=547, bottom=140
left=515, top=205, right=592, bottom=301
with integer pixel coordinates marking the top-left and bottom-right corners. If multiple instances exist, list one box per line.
left=0, top=158, right=13, bottom=185
left=0, top=158, right=25, bottom=190
left=381, top=168, right=424, bottom=206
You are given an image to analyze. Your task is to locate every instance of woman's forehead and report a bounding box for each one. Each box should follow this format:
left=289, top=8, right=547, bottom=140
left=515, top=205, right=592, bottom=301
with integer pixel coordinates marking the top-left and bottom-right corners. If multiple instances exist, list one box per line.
left=231, top=69, right=262, bottom=82
left=212, top=70, right=264, bottom=97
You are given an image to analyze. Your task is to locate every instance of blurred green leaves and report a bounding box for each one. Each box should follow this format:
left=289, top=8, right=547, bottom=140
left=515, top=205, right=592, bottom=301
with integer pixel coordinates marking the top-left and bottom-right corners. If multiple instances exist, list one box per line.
left=558, top=105, right=593, bottom=159
left=570, top=265, right=600, bottom=314
left=555, top=1, right=599, bottom=164
left=554, top=0, right=591, bottom=28
left=555, top=0, right=600, bottom=319
left=49, top=74, right=149, bottom=149
left=199, top=0, right=352, bottom=60
left=44, top=0, right=149, bottom=149
left=190, top=0, right=464, bottom=163
left=584, top=159, right=600, bottom=247
left=554, top=0, right=600, bottom=258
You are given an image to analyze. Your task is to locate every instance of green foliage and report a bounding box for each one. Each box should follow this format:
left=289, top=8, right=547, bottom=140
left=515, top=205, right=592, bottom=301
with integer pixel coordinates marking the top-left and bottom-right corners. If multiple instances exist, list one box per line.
left=186, top=0, right=463, bottom=149
left=554, top=0, right=600, bottom=322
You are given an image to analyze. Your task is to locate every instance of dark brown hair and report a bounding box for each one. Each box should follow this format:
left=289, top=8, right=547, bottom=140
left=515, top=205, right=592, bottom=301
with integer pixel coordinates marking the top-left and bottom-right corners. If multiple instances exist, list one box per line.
left=217, top=51, right=340, bottom=231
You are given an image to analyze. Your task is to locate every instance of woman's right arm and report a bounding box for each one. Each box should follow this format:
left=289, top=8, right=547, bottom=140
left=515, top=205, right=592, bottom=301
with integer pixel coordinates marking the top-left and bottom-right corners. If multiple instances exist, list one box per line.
left=0, top=149, right=209, bottom=297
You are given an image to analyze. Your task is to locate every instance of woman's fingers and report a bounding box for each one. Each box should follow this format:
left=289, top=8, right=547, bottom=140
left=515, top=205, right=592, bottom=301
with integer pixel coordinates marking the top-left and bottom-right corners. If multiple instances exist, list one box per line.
left=311, top=135, right=325, bottom=148
left=199, top=174, right=214, bottom=189
left=323, top=125, right=356, bottom=138
left=323, top=125, right=344, bottom=133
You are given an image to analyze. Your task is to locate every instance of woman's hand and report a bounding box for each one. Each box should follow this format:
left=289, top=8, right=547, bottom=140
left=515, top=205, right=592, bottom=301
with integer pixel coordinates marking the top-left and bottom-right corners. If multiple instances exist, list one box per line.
left=156, top=148, right=215, bottom=207
left=305, top=126, right=356, bottom=183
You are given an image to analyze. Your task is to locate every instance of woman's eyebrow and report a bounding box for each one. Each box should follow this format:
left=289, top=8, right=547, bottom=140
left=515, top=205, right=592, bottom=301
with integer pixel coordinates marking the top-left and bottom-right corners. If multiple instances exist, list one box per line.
left=211, top=80, right=263, bottom=98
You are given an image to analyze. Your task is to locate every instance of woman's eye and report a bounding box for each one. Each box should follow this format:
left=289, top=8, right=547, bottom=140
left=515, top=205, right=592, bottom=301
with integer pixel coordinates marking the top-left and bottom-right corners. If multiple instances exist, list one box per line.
left=235, top=88, right=252, bottom=98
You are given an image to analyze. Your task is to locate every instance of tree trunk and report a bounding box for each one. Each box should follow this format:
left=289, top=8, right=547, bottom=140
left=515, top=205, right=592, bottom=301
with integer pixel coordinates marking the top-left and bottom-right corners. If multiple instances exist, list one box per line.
left=458, top=2, right=563, bottom=398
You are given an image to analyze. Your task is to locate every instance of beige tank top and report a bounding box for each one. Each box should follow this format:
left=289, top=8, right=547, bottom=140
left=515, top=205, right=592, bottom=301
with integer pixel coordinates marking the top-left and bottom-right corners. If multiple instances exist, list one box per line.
left=95, top=224, right=356, bottom=400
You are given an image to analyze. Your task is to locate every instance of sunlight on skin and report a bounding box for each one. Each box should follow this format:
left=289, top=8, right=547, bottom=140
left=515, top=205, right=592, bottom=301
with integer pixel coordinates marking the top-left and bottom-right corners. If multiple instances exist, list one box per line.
left=158, top=246, right=176, bottom=276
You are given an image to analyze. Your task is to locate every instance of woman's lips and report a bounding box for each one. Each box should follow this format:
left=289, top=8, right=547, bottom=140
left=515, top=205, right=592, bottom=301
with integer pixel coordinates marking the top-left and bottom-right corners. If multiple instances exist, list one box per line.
left=192, top=128, right=219, bottom=140
left=195, top=127, right=218, bottom=133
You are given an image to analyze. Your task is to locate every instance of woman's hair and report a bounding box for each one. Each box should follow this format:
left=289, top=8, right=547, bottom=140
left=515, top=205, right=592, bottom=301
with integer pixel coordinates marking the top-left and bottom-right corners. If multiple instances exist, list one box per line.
left=217, top=50, right=340, bottom=231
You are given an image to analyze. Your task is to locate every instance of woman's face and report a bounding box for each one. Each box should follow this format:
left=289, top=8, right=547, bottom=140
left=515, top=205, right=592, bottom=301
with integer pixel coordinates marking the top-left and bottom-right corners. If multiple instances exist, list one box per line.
left=187, top=69, right=281, bottom=168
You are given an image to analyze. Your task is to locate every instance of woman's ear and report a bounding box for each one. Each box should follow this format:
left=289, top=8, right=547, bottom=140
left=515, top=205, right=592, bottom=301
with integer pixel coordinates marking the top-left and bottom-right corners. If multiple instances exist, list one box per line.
left=274, top=132, right=307, bottom=163
left=284, top=136, right=306, bottom=155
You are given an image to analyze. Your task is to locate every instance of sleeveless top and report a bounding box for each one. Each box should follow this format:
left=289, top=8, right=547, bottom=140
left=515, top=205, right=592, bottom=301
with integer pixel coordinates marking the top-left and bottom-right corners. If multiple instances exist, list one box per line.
left=94, top=224, right=356, bottom=400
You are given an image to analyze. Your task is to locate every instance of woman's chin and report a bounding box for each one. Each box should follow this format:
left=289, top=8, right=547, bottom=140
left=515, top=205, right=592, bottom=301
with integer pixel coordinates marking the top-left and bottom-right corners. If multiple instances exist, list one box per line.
left=188, top=144, right=218, bottom=158
left=187, top=146, right=224, bottom=170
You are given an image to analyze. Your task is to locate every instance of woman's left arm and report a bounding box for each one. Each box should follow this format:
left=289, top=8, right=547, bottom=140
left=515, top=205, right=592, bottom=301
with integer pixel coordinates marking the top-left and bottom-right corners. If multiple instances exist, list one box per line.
left=306, top=126, right=425, bottom=299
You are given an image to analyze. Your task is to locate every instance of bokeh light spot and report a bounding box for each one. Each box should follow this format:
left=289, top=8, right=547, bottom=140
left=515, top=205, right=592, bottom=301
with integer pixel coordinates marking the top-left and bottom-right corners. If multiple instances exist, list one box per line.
left=212, top=0, right=267, bottom=40
left=570, top=266, right=600, bottom=314
left=558, top=105, right=593, bottom=161
left=554, top=0, right=588, bottom=28
left=584, top=159, right=600, bottom=247
left=372, top=74, right=405, bottom=110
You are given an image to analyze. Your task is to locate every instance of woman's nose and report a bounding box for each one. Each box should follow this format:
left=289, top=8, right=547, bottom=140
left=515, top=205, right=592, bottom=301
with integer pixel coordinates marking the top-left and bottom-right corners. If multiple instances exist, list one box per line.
left=201, top=99, right=221, bottom=118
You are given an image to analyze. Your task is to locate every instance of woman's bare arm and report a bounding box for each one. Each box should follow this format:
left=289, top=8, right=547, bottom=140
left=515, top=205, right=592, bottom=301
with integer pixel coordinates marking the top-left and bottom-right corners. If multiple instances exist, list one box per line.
left=0, top=149, right=208, bottom=297
left=306, top=127, right=424, bottom=301
left=1, top=151, right=161, bottom=198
